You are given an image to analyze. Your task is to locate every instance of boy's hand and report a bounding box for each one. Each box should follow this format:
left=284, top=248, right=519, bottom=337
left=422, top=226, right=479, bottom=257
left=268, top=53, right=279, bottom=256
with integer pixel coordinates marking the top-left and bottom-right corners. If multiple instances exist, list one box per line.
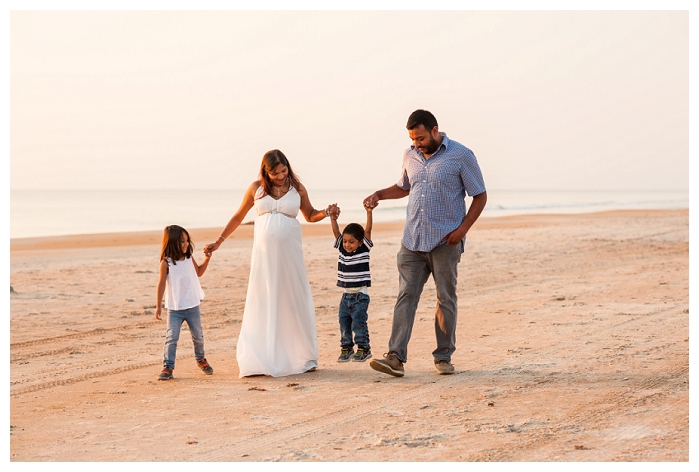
left=363, top=192, right=380, bottom=209
left=326, top=203, right=340, bottom=220
left=155, top=307, right=162, bottom=320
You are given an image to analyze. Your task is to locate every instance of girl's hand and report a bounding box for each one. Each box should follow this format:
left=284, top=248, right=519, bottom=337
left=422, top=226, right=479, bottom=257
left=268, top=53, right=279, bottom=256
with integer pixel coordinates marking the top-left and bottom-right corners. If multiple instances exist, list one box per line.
left=155, top=307, right=162, bottom=320
left=203, top=241, right=220, bottom=254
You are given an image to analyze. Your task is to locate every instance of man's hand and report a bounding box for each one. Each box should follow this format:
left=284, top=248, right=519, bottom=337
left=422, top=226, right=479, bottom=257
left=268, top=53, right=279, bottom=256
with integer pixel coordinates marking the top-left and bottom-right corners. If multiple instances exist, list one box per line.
left=363, top=192, right=380, bottom=209
left=442, top=227, right=467, bottom=246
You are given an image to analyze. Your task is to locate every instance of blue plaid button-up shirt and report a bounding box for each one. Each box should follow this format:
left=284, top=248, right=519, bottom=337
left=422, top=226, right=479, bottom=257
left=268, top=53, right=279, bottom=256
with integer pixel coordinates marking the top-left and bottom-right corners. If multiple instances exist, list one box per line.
left=396, top=133, right=486, bottom=253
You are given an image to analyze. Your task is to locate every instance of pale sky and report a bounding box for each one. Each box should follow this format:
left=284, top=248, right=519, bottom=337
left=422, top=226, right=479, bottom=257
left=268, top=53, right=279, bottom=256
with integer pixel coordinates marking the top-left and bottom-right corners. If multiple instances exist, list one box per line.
left=8, top=5, right=691, bottom=191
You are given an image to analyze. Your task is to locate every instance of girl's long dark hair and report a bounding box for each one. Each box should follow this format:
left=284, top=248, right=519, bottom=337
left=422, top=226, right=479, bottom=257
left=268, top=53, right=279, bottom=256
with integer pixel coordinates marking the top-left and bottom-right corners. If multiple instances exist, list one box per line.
left=160, top=225, right=193, bottom=264
left=258, top=149, right=301, bottom=198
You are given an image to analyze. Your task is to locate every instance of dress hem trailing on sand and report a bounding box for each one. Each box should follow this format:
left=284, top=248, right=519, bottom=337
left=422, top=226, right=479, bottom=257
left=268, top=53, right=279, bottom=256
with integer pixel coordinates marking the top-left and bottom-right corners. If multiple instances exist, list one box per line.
left=236, top=186, right=319, bottom=378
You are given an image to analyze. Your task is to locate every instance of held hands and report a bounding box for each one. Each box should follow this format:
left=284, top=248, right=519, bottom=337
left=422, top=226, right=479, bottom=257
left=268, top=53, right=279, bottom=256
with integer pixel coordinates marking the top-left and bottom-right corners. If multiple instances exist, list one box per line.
left=203, top=240, right=221, bottom=255
left=326, top=203, right=341, bottom=220
left=363, top=192, right=379, bottom=209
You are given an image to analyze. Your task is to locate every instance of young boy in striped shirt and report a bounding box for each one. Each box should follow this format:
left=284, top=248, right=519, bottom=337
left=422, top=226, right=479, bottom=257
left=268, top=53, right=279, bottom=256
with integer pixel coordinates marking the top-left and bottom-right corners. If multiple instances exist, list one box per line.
left=330, top=204, right=373, bottom=362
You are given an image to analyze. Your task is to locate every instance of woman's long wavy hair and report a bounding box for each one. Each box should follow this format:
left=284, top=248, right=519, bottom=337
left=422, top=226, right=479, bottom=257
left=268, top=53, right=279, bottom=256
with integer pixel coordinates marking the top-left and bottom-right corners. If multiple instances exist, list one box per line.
left=160, top=225, right=193, bottom=264
left=258, top=149, right=301, bottom=198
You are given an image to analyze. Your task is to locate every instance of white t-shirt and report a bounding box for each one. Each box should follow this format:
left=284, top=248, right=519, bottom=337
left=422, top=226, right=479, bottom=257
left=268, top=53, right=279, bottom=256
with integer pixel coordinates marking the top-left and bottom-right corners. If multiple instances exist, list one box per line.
left=165, top=256, right=205, bottom=310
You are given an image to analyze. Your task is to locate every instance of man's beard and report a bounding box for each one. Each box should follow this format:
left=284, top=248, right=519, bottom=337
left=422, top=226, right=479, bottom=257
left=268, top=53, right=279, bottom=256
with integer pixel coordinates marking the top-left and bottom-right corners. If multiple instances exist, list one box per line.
left=420, top=136, right=439, bottom=155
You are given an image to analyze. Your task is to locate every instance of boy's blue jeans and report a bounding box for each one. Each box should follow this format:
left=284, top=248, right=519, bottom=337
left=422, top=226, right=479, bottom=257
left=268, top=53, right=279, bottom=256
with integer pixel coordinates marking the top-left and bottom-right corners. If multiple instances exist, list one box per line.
left=339, top=292, right=370, bottom=350
left=163, top=305, right=205, bottom=369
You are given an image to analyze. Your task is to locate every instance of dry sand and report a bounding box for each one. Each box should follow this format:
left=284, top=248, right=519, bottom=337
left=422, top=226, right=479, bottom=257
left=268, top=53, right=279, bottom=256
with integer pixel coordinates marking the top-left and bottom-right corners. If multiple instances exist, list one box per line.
left=9, top=210, right=689, bottom=462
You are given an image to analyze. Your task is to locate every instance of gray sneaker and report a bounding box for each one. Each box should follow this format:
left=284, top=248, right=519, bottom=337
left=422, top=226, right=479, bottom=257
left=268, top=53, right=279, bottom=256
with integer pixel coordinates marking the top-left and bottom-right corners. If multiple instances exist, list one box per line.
left=435, top=360, right=455, bottom=375
left=370, top=353, right=404, bottom=377
left=338, top=347, right=354, bottom=362
left=351, top=347, right=372, bottom=362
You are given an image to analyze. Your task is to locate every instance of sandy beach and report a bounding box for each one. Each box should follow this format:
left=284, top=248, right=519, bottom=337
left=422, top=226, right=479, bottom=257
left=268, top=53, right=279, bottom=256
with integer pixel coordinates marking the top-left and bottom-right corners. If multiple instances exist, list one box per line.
left=9, top=210, right=688, bottom=462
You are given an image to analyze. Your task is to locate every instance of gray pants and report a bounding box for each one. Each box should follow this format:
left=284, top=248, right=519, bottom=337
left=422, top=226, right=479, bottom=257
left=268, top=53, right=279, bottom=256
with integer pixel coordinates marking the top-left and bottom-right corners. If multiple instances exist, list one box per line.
left=388, top=242, right=461, bottom=363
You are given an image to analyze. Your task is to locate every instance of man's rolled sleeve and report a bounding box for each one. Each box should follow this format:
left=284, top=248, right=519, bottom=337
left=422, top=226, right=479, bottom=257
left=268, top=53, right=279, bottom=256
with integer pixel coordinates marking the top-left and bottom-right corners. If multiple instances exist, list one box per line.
left=461, top=149, right=486, bottom=197
left=396, top=151, right=412, bottom=190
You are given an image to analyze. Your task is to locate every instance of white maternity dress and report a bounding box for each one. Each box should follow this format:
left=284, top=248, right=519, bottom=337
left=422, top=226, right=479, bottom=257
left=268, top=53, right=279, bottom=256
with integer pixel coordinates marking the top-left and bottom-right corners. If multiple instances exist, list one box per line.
left=236, top=185, right=319, bottom=377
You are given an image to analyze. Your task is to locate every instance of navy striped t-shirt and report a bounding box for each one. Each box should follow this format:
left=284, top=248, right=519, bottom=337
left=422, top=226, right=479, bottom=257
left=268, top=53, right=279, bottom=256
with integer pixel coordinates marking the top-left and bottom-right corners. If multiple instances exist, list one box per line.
left=334, top=235, right=373, bottom=288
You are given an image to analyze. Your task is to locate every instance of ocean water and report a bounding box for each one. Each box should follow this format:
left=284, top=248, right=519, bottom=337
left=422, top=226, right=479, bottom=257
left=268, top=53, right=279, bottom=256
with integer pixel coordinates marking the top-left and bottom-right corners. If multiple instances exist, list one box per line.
left=9, top=188, right=689, bottom=239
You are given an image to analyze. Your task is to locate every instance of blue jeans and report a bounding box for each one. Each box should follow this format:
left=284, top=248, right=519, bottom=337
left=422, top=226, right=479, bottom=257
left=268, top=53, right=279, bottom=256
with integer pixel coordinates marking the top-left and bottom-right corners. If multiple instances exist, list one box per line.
left=338, top=292, right=370, bottom=350
left=163, top=305, right=205, bottom=369
left=388, top=243, right=461, bottom=363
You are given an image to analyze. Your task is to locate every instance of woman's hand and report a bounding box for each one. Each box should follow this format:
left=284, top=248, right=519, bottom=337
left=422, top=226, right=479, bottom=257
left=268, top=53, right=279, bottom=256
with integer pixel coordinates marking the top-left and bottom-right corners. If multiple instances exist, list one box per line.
left=203, top=241, right=220, bottom=254
left=326, top=203, right=340, bottom=220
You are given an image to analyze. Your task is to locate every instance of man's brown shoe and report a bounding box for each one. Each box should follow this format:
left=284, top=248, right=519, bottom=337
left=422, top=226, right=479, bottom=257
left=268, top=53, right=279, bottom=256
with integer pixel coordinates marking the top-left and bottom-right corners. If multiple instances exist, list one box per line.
left=435, top=360, right=455, bottom=375
left=370, top=353, right=404, bottom=377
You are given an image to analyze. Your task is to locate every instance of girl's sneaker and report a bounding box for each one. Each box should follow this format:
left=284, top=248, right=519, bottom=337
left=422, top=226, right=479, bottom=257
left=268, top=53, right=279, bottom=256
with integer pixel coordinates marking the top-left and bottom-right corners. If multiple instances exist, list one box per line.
left=158, top=367, right=173, bottom=380
left=351, top=347, right=372, bottom=362
left=337, top=347, right=354, bottom=362
left=197, top=358, right=214, bottom=375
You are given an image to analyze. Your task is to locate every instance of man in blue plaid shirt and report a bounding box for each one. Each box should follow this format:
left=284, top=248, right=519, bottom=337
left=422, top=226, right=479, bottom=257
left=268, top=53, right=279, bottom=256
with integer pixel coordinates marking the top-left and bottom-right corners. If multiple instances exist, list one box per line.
left=363, top=109, right=487, bottom=377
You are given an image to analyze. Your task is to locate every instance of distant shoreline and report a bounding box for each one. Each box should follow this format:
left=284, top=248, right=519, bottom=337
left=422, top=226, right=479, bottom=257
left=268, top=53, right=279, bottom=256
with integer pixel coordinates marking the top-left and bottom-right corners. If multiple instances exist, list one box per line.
left=9, top=209, right=686, bottom=253
left=11, top=188, right=688, bottom=240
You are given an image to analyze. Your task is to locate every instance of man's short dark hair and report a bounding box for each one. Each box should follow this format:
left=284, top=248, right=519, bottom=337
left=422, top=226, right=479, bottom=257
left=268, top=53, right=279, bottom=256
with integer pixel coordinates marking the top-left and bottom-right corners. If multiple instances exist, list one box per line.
left=342, top=223, right=365, bottom=242
left=406, top=109, right=438, bottom=131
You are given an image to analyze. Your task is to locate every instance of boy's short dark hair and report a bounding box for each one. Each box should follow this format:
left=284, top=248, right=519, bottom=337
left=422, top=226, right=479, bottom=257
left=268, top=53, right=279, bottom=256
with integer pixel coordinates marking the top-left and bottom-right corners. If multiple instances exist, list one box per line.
left=342, top=223, right=365, bottom=242
left=406, top=109, right=438, bottom=131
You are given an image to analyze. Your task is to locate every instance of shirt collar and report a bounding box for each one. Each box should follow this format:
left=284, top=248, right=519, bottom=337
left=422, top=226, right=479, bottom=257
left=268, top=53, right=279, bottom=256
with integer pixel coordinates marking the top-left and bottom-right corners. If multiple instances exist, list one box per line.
left=439, top=132, right=450, bottom=151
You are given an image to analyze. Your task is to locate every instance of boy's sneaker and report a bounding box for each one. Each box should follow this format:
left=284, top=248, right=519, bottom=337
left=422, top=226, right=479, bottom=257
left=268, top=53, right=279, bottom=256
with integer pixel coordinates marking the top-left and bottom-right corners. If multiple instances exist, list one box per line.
left=435, top=360, right=455, bottom=375
left=369, top=353, right=404, bottom=377
left=337, top=347, right=354, bottom=362
left=351, top=347, right=372, bottom=362
left=197, top=358, right=214, bottom=375
left=158, top=367, right=173, bottom=380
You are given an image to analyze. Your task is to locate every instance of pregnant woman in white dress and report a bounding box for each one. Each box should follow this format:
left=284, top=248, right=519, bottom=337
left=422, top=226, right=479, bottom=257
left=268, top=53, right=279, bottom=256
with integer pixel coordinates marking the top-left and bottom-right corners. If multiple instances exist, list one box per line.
left=204, top=150, right=338, bottom=377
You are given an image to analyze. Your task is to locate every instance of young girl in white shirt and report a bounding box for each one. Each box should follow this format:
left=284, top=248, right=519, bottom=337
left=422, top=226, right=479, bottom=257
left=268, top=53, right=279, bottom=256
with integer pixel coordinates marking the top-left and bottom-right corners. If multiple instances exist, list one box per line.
left=155, top=225, right=213, bottom=380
